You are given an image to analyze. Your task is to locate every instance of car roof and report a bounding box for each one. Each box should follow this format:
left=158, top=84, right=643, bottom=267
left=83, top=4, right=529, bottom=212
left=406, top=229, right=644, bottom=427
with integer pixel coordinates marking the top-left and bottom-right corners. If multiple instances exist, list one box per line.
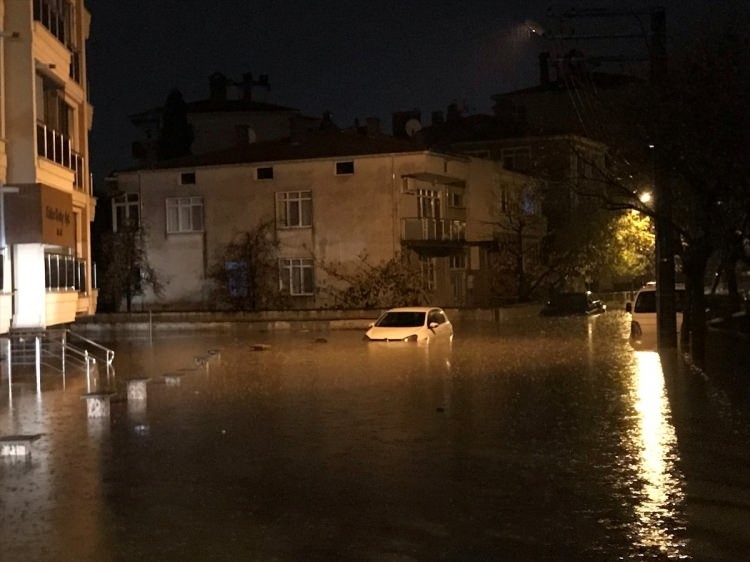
left=637, top=284, right=686, bottom=292
left=383, top=306, right=443, bottom=313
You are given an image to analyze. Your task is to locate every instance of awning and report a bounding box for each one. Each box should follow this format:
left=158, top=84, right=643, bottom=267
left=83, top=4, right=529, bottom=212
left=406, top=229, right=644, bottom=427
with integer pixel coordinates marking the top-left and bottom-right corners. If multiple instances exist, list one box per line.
left=401, top=172, right=465, bottom=187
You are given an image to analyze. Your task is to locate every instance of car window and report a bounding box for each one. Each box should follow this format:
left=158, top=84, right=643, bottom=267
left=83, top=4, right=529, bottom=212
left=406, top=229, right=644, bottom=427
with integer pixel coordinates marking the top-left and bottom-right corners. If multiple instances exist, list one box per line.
left=634, top=290, right=685, bottom=313
left=376, top=312, right=425, bottom=328
left=428, top=310, right=446, bottom=325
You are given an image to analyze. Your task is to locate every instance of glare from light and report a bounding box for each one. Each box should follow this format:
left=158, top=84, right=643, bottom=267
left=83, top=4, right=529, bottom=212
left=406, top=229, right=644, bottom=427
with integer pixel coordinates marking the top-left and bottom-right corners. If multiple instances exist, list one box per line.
left=628, top=351, right=687, bottom=554
left=640, top=192, right=652, bottom=204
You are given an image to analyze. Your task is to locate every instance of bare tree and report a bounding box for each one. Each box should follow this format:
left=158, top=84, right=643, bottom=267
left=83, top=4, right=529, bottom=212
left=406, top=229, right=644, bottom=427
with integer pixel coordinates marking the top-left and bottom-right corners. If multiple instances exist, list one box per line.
left=209, top=220, right=281, bottom=311
left=98, top=217, right=162, bottom=312
left=318, top=252, right=429, bottom=309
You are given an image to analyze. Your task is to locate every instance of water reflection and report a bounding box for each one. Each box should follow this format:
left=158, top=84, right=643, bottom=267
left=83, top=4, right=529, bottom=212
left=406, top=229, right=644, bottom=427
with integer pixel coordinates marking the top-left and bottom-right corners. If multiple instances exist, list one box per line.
left=629, top=350, right=687, bottom=555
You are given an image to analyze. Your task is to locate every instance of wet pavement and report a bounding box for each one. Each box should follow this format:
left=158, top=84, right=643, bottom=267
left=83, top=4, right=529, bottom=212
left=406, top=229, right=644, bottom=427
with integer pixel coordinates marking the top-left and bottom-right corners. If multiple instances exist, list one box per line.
left=1, top=312, right=749, bottom=561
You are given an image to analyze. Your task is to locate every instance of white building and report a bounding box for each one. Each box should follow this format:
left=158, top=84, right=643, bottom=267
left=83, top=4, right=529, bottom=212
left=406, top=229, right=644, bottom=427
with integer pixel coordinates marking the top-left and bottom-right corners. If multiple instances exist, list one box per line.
left=0, top=0, right=97, bottom=333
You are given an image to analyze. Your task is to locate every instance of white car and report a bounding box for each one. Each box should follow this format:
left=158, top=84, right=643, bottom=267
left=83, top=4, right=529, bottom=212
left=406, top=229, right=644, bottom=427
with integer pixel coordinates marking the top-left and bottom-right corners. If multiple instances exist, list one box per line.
left=627, top=283, right=685, bottom=345
left=364, top=307, right=454, bottom=343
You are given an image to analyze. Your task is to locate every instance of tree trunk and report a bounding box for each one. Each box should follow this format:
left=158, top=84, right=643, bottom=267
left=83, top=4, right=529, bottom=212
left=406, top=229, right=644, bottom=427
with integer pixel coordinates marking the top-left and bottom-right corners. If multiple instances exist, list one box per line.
left=682, top=241, right=710, bottom=367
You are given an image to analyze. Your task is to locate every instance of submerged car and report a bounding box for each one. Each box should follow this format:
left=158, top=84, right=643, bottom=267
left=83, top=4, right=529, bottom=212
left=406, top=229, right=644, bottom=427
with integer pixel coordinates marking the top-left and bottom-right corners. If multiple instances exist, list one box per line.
left=540, top=292, right=607, bottom=316
left=626, top=283, right=685, bottom=343
left=364, top=307, right=453, bottom=343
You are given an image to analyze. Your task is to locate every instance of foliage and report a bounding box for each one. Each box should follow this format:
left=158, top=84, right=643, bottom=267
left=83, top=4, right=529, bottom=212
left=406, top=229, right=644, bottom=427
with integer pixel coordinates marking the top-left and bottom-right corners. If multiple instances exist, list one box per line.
left=208, top=221, right=281, bottom=311
left=319, top=252, right=429, bottom=309
left=157, top=89, right=194, bottom=160
left=97, top=218, right=162, bottom=312
left=601, top=211, right=655, bottom=281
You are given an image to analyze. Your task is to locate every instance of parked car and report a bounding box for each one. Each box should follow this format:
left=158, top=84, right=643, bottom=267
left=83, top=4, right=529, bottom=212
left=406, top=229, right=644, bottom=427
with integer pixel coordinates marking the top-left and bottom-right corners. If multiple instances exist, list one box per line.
left=364, top=307, right=453, bottom=343
left=626, top=283, right=686, bottom=343
left=540, top=292, right=607, bottom=316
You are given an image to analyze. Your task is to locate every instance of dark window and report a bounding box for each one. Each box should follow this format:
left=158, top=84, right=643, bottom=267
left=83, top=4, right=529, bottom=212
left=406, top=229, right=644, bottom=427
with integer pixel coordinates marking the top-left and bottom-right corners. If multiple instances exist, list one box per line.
left=180, top=172, right=196, bottom=185
left=256, top=167, right=274, bottom=180
left=335, top=161, right=354, bottom=175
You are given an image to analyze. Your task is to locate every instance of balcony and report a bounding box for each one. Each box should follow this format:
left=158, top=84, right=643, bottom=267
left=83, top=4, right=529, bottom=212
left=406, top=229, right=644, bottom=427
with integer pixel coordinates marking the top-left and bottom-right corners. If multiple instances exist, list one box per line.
left=45, top=253, right=88, bottom=294
left=401, top=218, right=466, bottom=243
left=36, top=122, right=85, bottom=190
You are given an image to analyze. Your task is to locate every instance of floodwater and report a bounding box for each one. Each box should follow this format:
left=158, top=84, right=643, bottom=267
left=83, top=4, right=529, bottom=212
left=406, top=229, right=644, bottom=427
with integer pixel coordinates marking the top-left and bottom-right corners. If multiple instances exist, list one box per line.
left=1, top=312, right=749, bottom=561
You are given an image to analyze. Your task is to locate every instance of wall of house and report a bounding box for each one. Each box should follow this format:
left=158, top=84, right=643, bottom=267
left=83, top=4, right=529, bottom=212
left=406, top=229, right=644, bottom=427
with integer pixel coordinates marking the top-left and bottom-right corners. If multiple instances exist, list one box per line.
left=118, top=150, right=520, bottom=310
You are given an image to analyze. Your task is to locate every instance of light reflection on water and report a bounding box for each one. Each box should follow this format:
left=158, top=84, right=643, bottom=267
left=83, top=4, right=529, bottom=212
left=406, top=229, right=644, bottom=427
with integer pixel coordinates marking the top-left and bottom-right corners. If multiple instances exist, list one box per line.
left=628, top=350, right=687, bottom=556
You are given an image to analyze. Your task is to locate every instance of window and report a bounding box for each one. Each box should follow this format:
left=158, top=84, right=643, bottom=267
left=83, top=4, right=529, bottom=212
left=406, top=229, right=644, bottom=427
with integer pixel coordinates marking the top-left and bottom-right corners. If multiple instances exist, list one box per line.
left=256, top=167, right=274, bottom=180
left=449, top=190, right=464, bottom=208
left=500, top=187, right=510, bottom=213
left=420, top=256, right=436, bottom=292
left=335, top=161, right=354, bottom=175
left=501, top=147, right=531, bottom=172
left=166, top=197, right=203, bottom=233
left=417, top=189, right=441, bottom=219
left=279, top=258, right=314, bottom=295
left=276, top=191, right=312, bottom=228
left=225, top=261, right=248, bottom=297
left=180, top=172, right=196, bottom=185
left=465, top=149, right=490, bottom=159
left=450, top=252, right=467, bottom=270
left=34, top=0, right=74, bottom=47
left=112, top=192, right=140, bottom=232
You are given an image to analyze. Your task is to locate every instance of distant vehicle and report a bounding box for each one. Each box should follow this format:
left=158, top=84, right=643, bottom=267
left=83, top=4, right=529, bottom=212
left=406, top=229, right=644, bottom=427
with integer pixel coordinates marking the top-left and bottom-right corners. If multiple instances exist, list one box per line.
left=364, top=307, right=453, bottom=343
left=626, top=283, right=686, bottom=343
left=540, top=292, right=607, bottom=316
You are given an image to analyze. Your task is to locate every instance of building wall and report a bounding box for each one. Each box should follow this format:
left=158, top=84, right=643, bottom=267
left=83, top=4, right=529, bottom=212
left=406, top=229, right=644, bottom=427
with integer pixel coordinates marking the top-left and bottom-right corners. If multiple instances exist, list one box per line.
left=190, top=110, right=298, bottom=155
left=115, top=149, right=533, bottom=310
left=1, top=0, right=96, bottom=330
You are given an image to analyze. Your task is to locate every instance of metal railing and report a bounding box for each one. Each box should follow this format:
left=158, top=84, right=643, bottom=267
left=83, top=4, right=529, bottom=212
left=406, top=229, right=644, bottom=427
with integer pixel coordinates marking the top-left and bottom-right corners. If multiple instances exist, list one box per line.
left=401, top=218, right=466, bottom=242
left=45, top=254, right=87, bottom=293
left=36, top=122, right=85, bottom=190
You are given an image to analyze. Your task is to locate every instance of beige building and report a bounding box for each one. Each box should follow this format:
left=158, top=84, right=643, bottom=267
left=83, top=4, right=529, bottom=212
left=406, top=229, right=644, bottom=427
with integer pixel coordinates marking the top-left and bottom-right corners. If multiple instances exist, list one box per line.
left=0, top=0, right=97, bottom=333
left=110, top=129, right=539, bottom=310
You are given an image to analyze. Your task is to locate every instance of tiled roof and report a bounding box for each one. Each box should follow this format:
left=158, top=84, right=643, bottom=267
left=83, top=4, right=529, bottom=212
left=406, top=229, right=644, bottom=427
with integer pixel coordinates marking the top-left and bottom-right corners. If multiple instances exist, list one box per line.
left=123, top=130, right=427, bottom=171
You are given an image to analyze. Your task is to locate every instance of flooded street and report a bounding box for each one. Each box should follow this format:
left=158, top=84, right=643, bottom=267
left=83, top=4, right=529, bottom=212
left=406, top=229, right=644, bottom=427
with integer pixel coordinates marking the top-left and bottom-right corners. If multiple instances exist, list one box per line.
left=1, top=312, right=749, bottom=561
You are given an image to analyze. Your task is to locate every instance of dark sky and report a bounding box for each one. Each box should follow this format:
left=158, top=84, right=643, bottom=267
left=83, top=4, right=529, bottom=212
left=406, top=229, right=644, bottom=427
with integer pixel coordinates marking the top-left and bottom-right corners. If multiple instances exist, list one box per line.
left=84, top=0, right=720, bottom=184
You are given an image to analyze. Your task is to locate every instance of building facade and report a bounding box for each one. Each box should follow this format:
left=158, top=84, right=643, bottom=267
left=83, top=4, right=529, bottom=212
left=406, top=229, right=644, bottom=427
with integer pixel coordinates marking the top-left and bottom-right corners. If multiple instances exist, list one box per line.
left=109, top=129, right=540, bottom=310
left=1, top=0, right=97, bottom=332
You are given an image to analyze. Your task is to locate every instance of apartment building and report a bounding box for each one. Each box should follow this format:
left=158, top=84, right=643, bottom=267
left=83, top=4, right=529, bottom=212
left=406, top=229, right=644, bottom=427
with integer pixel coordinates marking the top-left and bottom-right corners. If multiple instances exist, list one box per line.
left=0, top=0, right=97, bottom=332
left=109, top=128, right=539, bottom=310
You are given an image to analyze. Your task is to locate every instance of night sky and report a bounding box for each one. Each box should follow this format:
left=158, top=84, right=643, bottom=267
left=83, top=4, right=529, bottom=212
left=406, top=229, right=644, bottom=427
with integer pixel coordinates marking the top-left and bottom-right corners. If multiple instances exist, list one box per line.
left=84, top=0, right=722, bottom=185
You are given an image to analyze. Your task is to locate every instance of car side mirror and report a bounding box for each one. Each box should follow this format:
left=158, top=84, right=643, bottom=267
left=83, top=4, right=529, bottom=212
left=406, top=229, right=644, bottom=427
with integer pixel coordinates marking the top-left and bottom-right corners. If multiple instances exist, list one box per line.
left=429, top=322, right=439, bottom=330
left=367, top=322, right=375, bottom=328
left=625, top=302, right=632, bottom=313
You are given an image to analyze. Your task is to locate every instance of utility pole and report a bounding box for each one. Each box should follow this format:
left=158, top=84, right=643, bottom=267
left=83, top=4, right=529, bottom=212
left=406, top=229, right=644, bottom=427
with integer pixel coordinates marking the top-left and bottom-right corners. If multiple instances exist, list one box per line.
left=542, top=6, right=678, bottom=348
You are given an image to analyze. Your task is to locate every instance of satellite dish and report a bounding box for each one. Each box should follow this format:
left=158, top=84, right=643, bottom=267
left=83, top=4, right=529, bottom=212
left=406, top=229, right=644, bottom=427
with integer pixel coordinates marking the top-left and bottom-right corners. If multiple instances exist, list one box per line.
left=404, top=118, right=422, bottom=137
left=247, top=127, right=257, bottom=144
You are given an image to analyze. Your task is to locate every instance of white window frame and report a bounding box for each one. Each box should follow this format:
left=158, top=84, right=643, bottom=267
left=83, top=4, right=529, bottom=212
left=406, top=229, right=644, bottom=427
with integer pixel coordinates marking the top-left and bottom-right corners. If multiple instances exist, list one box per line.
left=276, top=191, right=312, bottom=228
left=279, top=257, right=314, bottom=296
left=166, top=196, right=204, bottom=233
left=112, top=192, right=140, bottom=232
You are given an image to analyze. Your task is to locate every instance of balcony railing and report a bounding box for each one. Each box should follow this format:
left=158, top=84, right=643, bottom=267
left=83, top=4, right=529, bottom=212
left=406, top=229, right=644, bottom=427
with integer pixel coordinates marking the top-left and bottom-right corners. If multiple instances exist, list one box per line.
left=36, top=122, right=85, bottom=190
left=45, top=254, right=88, bottom=293
left=401, top=218, right=466, bottom=242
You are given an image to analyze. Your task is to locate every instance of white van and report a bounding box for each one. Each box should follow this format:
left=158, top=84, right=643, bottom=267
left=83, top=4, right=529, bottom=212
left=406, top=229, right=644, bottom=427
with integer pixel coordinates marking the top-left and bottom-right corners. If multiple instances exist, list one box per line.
left=626, top=283, right=686, bottom=344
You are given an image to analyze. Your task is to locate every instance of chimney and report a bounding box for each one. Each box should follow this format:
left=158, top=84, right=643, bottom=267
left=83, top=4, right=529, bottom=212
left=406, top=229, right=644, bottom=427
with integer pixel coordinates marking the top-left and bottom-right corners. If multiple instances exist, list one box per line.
left=539, top=52, right=550, bottom=85
left=209, top=72, right=228, bottom=104
left=242, top=72, right=254, bottom=100
left=446, top=103, right=460, bottom=121
left=365, top=117, right=380, bottom=136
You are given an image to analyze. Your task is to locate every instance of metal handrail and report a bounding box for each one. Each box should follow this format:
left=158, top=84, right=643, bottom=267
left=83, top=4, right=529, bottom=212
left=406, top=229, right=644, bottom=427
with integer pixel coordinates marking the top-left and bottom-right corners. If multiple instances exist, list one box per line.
left=66, top=329, right=115, bottom=366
